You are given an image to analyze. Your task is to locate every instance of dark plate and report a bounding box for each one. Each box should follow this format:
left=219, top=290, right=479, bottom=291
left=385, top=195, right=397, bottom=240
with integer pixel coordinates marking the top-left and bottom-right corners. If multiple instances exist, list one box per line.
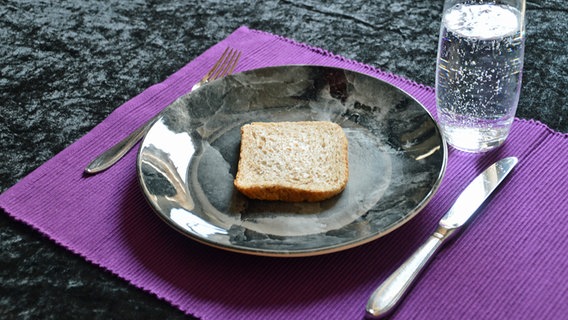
left=137, top=65, right=447, bottom=257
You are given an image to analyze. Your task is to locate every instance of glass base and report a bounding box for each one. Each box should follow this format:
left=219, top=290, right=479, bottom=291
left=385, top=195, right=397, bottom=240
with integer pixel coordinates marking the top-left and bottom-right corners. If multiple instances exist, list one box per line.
left=442, top=125, right=509, bottom=153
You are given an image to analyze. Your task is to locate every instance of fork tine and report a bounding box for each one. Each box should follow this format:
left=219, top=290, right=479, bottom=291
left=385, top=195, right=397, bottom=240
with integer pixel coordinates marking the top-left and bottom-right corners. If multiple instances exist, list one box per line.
left=201, top=47, right=230, bottom=83
left=210, top=49, right=241, bottom=81
left=211, top=49, right=234, bottom=80
left=225, top=50, right=241, bottom=75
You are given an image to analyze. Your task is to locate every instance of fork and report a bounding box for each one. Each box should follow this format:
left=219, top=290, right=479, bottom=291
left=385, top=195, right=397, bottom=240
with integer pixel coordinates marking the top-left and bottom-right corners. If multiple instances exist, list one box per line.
left=84, top=48, right=242, bottom=174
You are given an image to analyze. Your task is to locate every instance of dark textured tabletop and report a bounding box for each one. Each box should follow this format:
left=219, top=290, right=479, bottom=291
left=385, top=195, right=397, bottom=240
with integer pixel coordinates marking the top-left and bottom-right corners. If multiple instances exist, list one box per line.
left=1, top=1, right=567, bottom=319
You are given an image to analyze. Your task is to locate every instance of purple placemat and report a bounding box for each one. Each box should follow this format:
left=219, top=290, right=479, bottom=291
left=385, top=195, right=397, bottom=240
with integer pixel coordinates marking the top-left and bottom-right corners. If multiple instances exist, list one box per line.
left=2, top=26, right=568, bottom=320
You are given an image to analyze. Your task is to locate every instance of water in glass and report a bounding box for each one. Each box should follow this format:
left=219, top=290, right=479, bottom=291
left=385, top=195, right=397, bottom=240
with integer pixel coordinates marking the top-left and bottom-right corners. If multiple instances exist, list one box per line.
left=436, top=2, right=525, bottom=152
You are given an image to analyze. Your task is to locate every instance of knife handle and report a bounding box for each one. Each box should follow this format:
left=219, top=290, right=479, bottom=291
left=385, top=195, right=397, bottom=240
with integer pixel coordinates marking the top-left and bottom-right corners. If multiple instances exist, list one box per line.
left=365, top=226, right=454, bottom=319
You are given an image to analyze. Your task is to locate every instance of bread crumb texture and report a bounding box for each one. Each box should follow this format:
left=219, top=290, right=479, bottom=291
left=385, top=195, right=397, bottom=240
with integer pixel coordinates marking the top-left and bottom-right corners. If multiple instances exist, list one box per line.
left=234, top=121, right=349, bottom=202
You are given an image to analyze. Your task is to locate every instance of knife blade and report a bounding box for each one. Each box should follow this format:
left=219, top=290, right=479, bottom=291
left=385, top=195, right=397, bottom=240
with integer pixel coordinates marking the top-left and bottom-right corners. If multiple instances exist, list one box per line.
left=365, top=156, right=518, bottom=319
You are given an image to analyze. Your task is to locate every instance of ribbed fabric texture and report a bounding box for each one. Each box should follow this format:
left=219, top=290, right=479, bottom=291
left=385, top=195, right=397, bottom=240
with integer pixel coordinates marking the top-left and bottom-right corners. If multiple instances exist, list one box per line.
left=1, top=26, right=567, bottom=320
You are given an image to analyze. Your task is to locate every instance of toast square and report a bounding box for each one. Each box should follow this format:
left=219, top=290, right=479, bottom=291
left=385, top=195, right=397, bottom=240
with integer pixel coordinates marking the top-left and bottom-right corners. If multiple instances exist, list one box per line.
left=234, top=121, right=349, bottom=202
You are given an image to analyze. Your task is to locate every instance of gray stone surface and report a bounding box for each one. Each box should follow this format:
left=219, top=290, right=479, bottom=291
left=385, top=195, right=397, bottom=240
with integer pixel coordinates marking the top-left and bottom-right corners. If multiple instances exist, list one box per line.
left=1, top=0, right=566, bottom=318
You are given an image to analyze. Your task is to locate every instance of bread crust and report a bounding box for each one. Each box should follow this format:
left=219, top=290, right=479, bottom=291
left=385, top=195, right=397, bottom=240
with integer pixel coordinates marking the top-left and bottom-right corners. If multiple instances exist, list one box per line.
left=234, top=121, right=349, bottom=202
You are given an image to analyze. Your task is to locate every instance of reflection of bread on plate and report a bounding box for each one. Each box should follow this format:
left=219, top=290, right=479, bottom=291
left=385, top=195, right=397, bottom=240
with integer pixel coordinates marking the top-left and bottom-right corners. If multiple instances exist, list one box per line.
left=234, top=121, right=349, bottom=202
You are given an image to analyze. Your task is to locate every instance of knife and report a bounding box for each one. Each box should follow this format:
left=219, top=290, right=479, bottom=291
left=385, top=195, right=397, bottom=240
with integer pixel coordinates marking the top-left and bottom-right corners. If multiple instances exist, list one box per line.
left=365, top=156, right=518, bottom=319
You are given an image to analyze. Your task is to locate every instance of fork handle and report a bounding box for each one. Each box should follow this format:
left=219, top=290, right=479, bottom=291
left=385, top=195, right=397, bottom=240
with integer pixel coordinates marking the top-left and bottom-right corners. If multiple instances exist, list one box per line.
left=85, top=82, right=200, bottom=175
left=84, top=115, right=157, bottom=174
left=84, top=48, right=240, bottom=175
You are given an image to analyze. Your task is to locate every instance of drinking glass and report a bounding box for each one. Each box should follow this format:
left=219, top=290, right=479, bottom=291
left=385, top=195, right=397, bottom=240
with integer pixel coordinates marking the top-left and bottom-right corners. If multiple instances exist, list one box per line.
left=435, top=0, right=526, bottom=152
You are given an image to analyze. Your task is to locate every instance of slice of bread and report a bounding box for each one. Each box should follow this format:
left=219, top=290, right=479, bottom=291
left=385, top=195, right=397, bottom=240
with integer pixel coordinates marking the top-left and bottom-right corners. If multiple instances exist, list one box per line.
left=234, top=121, right=349, bottom=202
